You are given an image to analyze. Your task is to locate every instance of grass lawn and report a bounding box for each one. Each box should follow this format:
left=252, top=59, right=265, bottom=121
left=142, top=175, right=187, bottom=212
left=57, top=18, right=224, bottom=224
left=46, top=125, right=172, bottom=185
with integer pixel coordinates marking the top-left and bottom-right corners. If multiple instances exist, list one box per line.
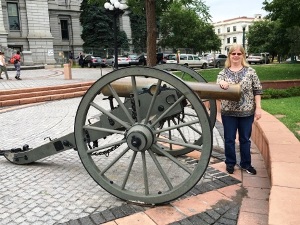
left=195, top=63, right=300, bottom=82
left=262, top=96, right=300, bottom=141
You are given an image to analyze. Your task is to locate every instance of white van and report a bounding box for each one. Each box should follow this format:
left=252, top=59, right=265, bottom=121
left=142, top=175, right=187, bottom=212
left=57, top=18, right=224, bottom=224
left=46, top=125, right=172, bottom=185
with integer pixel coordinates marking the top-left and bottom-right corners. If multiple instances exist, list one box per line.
left=178, top=54, right=208, bottom=69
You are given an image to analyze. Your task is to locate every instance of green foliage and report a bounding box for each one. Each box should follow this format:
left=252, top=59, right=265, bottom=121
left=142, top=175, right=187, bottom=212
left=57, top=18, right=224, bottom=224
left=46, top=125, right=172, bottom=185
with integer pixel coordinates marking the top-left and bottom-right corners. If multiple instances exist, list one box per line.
left=128, top=12, right=147, bottom=53
left=262, top=87, right=300, bottom=99
left=80, top=0, right=129, bottom=53
left=263, top=0, right=300, bottom=28
left=286, top=26, right=300, bottom=56
left=261, top=0, right=300, bottom=58
left=159, top=2, right=220, bottom=53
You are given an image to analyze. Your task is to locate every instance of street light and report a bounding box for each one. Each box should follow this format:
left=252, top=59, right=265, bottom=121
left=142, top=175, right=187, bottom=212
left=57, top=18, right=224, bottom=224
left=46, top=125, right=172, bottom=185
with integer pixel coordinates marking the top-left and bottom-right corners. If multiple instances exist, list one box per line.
left=242, top=23, right=247, bottom=49
left=104, top=0, right=128, bottom=70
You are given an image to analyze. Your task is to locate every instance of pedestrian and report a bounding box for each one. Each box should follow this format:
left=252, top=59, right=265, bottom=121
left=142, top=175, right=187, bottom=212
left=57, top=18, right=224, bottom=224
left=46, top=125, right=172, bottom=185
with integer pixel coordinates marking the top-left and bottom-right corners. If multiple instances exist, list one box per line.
left=13, top=51, right=21, bottom=80
left=78, top=52, right=84, bottom=68
left=0, top=51, right=11, bottom=80
left=69, top=51, right=74, bottom=66
left=217, top=43, right=263, bottom=175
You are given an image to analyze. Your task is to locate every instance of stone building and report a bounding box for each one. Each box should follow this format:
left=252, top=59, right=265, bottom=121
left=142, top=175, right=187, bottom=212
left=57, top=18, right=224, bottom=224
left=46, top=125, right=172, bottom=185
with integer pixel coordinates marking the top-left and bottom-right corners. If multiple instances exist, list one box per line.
left=213, top=14, right=263, bottom=55
left=0, top=0, right=84, bottom=65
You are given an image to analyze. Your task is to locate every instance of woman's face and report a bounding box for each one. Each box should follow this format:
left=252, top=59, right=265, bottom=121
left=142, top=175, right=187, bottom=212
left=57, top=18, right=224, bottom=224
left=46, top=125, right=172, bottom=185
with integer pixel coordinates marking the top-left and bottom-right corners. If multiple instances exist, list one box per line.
left=230, top=48, right=243, bottom=65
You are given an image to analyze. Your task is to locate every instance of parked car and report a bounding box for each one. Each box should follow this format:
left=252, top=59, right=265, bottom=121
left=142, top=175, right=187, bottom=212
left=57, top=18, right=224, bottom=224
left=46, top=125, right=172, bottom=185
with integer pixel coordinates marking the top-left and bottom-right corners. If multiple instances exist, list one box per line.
left=82, top=55, right=106, bottom=68
left=164, top=54, right=177, bottom=64
left=178, top=54, right=208, bottom=69
left=156, top=53, right=167, bottom=64
left=247, top=53, right=270, bottom=64
left=136, top=54, right=147, bottom=65
left=128, top=54, right=139, bottom=65
left=204, top=54, right=227, bottom=68
left=106, top=56, right=130, bottom=67
left=285, top=56, right=300, bottom=62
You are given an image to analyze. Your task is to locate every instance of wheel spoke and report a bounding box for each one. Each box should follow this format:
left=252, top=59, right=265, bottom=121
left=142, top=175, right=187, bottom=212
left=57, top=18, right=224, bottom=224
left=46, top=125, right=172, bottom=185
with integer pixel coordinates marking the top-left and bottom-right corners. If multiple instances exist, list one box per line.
left=151, top=95, right=186, bottom=127
left=152, top=144, right=193, bottom=174
left=90, top=102, right=130, bottom=129
left=131, top=76, right=141, bottom=122
left=144, top=79, right=162, bottom=124
left=154, top=118, right=199, bottom=134
left=107, top=84, right=135, bottom=125
left=121, top=151, right=137, bottom=189
left=100, top=147, right=130, bottom=175
left=148, top=150, right=173, bottom=190
left=171, top=117, right=188, bottom=143
left=156, top=137, right=202, bottom=151
left=83, top=125, right=125, bottom=135
left=141, top=151, right=149, bottom=195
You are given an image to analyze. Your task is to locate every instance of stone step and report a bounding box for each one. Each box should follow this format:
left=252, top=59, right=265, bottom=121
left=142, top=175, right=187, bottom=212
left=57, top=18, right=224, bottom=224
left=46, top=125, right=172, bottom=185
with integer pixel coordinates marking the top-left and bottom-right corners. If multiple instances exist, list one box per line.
left=0, top=81, right=94, bottom=107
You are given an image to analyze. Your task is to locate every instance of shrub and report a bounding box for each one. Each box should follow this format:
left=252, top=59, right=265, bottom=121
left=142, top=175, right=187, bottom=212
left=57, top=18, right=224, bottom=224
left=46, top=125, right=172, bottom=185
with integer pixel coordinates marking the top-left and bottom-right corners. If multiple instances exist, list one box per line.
left=262, top=86, right=300, bottom=99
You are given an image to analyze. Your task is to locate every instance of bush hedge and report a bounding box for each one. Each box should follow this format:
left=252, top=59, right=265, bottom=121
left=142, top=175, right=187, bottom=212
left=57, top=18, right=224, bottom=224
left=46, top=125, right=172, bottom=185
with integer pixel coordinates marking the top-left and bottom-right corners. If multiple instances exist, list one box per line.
left=262, top=86, right=300, bottom=99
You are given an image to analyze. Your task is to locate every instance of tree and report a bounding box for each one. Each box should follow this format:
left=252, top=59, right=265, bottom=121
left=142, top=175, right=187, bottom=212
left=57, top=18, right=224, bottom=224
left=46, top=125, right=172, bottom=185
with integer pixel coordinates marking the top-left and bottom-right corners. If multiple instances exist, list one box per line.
left=127, top=0, right=211, bottom=66
left=247, top=20, right=289, bottom=60
left=159, top=2, right=220, bottom=53
left=80, top=0, right=129, bottom=55
left=261, top=0, right=300, bottom=60
left=129, top=13, right=147, bottom=53
left=263, top=0, right=300, bottom=28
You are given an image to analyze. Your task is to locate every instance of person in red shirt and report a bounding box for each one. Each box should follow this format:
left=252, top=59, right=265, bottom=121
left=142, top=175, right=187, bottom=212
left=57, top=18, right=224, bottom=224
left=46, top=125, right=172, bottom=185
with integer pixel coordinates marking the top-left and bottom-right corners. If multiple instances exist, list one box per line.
left=13, top=51, right=21, bottom=80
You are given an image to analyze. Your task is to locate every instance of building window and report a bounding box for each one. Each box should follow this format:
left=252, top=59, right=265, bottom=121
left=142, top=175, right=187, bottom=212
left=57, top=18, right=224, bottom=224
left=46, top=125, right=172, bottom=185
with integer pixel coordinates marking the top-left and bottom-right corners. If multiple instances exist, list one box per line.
left=233, top=26, right=236, bottom=31
left=227, top=27, right=230, bottom=32
left=233, top=37, right=237, bottom=43
left=60, top=20, right=69, bottom=40
left=218, top=28, right=220, bottom=34
left=7, top=3, right=20, bottom=30
left=227, top=38, right=230, bottom=44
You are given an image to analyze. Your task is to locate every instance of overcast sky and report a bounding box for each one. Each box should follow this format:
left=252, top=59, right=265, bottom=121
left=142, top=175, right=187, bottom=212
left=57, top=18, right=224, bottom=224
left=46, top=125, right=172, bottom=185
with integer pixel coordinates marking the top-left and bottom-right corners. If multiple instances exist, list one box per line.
left=205, top=0, right=268, bottom=22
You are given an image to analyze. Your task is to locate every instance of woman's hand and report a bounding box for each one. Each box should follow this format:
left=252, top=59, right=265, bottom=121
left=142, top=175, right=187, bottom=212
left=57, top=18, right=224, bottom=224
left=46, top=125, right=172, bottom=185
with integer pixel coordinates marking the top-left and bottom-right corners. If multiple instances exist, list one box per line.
left=219, top=80, right=229, bottom=90
left=255, top=107, right=262, bottom=120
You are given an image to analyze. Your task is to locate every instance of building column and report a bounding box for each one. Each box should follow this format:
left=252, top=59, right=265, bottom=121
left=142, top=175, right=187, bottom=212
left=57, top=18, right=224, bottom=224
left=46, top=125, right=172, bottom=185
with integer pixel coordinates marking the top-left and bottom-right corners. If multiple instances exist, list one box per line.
left=0, top=0, right=8, bottom=47
left=25, top=0, right=56, bottom=64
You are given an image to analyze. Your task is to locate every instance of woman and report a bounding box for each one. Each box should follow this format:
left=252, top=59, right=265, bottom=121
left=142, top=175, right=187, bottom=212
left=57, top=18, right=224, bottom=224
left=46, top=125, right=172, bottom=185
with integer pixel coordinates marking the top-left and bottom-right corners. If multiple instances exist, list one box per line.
left=0, top=51, right=10, bottom=80
left=13, top=51, right=21, bottom=80
left=217, top=43, right=263, bottom=175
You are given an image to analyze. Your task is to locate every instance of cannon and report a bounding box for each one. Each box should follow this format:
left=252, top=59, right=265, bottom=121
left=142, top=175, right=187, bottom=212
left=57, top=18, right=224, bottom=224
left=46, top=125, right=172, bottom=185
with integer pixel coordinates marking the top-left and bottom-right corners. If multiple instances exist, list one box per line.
left=1, top=66, right=240, bottom=205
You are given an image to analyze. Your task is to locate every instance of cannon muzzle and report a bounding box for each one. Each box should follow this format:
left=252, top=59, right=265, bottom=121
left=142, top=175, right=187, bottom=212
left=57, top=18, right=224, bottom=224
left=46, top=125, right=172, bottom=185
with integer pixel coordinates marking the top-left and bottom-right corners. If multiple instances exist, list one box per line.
left=102, top=77, right=241, bottom=101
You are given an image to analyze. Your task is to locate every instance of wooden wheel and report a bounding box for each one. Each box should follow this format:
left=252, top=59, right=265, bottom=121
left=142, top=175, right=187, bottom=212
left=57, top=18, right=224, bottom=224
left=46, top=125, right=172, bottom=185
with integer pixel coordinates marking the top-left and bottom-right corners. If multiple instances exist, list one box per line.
left=74, top=67, right=212, bottom=204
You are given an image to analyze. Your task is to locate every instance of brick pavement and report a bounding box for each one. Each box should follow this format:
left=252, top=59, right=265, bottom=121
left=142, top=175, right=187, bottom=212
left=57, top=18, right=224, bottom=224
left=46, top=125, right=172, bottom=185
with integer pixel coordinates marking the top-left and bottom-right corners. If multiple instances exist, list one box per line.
left=0, top=66, right=269, bottom=225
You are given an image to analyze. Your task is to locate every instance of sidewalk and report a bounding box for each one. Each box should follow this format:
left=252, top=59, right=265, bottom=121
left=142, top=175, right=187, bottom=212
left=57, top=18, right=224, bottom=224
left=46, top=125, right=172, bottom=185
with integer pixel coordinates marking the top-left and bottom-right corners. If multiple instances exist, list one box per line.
left=0, top=67, right=270, bottom=225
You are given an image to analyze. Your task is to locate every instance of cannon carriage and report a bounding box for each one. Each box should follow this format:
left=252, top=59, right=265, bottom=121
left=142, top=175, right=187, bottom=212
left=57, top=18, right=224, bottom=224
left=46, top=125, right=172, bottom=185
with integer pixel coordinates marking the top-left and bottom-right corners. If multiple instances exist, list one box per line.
left=1, top=65, right=240, bottom=205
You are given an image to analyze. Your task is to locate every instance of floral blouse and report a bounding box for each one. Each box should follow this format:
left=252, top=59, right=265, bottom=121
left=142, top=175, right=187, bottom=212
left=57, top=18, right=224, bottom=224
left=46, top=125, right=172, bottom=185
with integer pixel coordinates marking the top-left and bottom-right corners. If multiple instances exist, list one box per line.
left=216, top=67, right=263, bottom=117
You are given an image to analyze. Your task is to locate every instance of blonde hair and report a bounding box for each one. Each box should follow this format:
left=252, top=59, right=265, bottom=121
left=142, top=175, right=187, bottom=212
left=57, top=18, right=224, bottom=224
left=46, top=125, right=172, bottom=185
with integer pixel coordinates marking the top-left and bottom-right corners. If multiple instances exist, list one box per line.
left=224, top=43, right=249, bottom=68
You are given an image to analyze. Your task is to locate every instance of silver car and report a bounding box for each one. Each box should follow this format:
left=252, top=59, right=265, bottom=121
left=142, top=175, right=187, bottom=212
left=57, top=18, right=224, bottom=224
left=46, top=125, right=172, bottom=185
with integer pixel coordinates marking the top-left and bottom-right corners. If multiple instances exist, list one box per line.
left=205, top=54, right=227, bottom=68
left=106, top=56, right=130, bottom=67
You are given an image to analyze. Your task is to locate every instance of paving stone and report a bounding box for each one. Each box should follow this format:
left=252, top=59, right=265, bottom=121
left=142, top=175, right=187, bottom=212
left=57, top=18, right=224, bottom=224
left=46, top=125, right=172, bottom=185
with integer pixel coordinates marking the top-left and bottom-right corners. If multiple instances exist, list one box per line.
left=187, top=215, right=209, bottom=225
left=100, top=209, right=116, bottom=221
left=78, top=216, right=95, bottom=225
left=89, top=212, right=106, bottom=224
left=217, top=217, right=236, bottom=225
left=197, top=212, right=215, bottom=224
left=110, top=206, right=127, bottom=218
left=177, top=219, right=194, bottom=225
left=205, top=209, right=221, bottom=220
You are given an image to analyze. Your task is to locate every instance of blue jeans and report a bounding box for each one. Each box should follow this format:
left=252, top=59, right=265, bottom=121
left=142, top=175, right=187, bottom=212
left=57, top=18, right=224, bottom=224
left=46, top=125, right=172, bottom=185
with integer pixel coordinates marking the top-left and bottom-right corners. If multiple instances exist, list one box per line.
left=14, top=62, right=21, bottom=77
left=221, top=114, right=254, bottom=168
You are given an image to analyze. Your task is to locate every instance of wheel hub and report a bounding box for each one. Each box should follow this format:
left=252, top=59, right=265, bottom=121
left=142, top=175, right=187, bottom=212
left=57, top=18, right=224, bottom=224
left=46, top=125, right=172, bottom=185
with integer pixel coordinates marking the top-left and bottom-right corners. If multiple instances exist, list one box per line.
left=126, top=124, right=154, bottom=151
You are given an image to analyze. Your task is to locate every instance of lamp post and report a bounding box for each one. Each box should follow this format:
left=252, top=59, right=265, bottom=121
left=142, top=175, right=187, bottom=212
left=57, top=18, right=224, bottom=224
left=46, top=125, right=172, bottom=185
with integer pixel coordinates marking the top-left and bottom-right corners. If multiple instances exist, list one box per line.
left=242, top=23, right=247, bottom=49
left=104, top=0, right=128, bottom=70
